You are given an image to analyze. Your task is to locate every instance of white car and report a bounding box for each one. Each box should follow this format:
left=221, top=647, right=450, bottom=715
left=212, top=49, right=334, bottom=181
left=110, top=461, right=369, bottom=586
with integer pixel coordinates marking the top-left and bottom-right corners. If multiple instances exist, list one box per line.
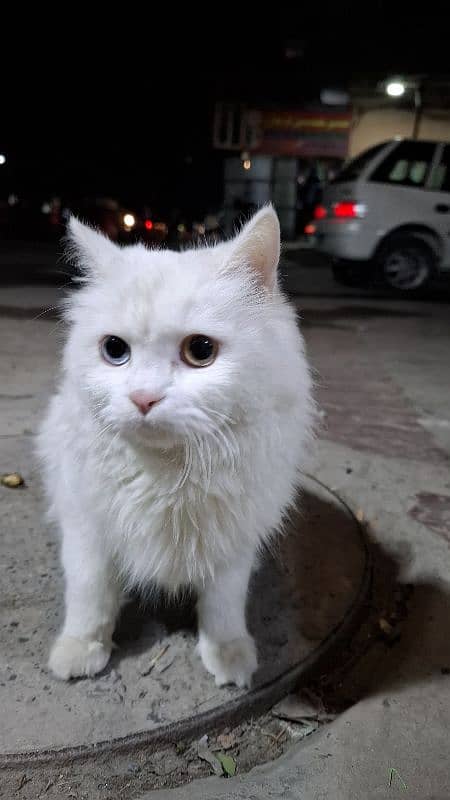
left=313, top=139, right=450, bottom=290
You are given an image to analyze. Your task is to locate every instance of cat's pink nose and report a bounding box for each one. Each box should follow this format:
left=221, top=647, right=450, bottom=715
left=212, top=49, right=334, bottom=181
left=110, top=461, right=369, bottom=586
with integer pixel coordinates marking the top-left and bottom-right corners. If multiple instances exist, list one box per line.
left=129, top=390, right=163, bottom=416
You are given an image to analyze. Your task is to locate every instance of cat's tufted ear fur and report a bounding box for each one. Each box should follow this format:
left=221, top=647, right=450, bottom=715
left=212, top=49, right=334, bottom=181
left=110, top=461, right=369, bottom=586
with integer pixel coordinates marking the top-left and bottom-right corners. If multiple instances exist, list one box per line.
left=227, top=205, right=280, bottom=290
left=66, top=217, right=120, bottom=280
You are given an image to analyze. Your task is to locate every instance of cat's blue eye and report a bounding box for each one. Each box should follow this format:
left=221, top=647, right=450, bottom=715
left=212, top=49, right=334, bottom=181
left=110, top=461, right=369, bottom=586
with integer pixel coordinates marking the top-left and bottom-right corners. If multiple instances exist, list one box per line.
left=101, top=336, right=131, bottom=366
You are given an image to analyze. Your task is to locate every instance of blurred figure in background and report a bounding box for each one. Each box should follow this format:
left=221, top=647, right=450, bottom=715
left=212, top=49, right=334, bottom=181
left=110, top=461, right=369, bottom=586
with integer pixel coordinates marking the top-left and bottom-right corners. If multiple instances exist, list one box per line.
left=296, top=164, right=322, bottom=236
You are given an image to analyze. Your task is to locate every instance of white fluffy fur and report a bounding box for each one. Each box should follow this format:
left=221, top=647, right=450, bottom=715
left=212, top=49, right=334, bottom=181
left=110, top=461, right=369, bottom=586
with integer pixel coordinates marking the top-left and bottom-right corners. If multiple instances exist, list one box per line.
left=38, top=206, right=314, bottom=687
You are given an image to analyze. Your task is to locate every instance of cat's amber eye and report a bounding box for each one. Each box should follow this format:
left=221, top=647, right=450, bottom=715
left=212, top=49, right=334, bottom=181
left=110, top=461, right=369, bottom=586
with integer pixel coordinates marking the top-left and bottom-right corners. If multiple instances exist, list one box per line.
left=181, top=334, right=218, bottom=368
left=101, top=335, right=131, bottom=366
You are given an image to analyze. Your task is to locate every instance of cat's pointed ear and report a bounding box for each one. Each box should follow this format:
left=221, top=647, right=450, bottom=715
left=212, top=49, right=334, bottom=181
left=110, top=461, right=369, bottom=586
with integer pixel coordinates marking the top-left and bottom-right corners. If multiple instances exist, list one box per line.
left=228, top=205, right=280, bottom=290
left=66, top=216, right=120, bottom=279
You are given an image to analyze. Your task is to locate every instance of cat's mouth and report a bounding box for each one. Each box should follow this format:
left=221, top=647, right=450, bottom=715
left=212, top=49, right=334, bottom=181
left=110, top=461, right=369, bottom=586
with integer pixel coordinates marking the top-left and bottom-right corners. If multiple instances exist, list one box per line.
left=127, top=422, right=184, bottom=452
left=121, top=406, right=184, bottom=446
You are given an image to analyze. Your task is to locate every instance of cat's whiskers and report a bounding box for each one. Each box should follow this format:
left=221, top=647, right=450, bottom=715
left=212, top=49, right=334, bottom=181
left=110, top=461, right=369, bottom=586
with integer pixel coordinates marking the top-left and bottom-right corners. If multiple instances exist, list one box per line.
left=95, top=430, right=121, bottom=474
left=32, top=304, right=62, bottom=322
left=192, top=432, right=211, bottom=493
left=173, top=435, right=193, bottom=492
left=201, top=432, right=213, bottom=490
left=201, top=405, right=237, bottom=426
left=202, top=416, right=240, bottom=473
left=46, top=317, right=68, bottom=339
left=84, top=422, right=116, bottom=459
left=179, top=407, right=241, bottom=480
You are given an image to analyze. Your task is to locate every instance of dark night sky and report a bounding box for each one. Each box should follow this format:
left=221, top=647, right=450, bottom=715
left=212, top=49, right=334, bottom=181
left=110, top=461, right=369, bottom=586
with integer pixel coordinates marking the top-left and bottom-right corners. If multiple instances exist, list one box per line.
left=2, top=2, right=449, bottom=216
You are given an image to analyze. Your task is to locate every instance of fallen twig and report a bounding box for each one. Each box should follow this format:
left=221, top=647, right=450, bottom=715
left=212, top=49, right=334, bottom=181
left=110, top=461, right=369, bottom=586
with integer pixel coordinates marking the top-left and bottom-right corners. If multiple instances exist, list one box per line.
left=140, top=644, right=170, bottom=676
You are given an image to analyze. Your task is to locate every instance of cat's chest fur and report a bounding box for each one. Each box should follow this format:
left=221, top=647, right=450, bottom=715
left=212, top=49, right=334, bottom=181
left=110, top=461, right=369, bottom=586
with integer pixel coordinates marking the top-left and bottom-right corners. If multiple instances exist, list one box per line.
left=89, top=436, right=249, bottom=590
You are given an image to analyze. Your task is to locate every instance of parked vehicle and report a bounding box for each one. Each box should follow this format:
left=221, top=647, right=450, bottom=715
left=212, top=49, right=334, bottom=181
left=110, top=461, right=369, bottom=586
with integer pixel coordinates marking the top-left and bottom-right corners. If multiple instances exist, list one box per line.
left=66, top=198, right=169, bottom=245
left=311, top=139, right=450, bottom=291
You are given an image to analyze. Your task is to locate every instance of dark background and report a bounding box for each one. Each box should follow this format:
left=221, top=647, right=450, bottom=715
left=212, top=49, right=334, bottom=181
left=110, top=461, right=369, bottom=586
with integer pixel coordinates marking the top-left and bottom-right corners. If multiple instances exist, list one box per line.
left=2, top=2, right=449, bottom=219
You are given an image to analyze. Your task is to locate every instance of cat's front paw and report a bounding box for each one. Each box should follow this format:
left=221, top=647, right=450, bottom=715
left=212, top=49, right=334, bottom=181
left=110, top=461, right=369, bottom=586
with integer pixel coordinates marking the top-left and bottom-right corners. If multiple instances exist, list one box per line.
left=49, top=635, right=111, bottom=680
left=199, top=634, right=257, bottom=688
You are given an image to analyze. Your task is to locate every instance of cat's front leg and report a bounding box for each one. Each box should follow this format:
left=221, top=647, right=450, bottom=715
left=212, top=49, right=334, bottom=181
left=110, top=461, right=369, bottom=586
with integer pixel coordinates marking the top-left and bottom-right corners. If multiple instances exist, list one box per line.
left=49, top=516, right=122, bottom=680
left=197, top=553, right=257, bottom=688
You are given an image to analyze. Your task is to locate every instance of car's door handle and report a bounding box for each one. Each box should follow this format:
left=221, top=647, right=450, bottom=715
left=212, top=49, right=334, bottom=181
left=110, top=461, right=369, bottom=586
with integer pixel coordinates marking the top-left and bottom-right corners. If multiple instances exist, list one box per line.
left=435, top=203, right=450, bottom=213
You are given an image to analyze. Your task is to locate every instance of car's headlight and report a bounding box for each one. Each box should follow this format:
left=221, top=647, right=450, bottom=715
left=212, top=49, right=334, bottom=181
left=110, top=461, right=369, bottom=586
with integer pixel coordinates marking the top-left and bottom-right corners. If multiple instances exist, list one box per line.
left=123, top=213, right=135, bottom=229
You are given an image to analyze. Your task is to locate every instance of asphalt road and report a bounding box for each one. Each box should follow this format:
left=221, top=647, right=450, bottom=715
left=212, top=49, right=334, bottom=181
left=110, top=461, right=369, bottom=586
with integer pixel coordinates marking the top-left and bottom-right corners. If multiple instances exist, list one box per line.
left=1, top=240, right=450, bottom=302
left=0, top=242, right=450, bottom=308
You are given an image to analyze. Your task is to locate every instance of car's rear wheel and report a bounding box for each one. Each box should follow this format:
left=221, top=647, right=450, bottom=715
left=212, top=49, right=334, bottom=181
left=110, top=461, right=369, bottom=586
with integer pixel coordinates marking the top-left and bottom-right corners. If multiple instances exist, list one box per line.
left=332, top=261, right=368, bottom=287
left=376, top=235, right=435, bottom=291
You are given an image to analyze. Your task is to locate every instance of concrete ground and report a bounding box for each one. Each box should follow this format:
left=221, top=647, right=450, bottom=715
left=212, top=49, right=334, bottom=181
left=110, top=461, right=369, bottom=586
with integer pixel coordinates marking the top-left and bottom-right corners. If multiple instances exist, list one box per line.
left=1, top=249, right=450, bottom=798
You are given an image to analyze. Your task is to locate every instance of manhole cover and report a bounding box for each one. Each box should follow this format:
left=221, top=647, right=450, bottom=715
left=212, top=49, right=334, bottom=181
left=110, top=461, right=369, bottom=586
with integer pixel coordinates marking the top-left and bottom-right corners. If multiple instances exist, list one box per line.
left=1, top=435, right=369, bottom=763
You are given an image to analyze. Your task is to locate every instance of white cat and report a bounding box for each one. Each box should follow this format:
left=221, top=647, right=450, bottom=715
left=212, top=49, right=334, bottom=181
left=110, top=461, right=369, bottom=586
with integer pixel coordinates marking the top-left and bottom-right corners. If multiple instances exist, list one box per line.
left=38, top=206, right=314, bottom=688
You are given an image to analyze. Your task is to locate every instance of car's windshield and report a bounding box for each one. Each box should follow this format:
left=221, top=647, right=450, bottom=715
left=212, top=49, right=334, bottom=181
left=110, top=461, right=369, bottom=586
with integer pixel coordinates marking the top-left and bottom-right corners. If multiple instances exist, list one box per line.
left=331, top=143, right=388, bottom=183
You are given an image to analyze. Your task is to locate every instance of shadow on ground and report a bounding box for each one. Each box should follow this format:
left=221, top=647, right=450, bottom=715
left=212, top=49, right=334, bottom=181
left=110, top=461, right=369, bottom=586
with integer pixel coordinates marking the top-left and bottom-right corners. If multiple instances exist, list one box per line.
left=313, top=524, right=450, bottom=715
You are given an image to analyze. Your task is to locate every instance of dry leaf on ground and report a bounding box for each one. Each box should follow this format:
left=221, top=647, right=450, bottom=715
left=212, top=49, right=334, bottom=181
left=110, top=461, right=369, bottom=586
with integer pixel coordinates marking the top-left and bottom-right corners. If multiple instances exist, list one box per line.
left=272, top=692, right=334, bottom=723
left=1, top=472, right=25, bottom=488
left=216, top=732, right=237, bottom=750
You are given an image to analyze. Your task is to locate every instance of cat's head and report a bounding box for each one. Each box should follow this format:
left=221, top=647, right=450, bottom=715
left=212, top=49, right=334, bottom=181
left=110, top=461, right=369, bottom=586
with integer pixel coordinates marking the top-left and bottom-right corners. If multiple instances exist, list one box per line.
left=64, top=206, right=295, bottom=449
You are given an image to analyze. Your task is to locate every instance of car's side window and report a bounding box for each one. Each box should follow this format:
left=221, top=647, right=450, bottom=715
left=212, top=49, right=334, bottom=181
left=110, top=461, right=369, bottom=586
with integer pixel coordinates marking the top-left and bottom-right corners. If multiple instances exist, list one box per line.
left=369, top=142, right=436, bottom=188
left=331, top=143, right=387, bottom=183
left=428, top=145, right=450, bottom=193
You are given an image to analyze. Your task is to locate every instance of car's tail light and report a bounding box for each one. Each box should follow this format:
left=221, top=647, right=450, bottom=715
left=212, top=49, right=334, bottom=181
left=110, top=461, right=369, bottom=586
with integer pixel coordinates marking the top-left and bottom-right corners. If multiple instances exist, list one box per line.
left=314, top=205, right=327, bottom=220
left=333, top=202, right=366, bottom=218
left=145, top=219, right=153, bottom=230
left=304, top=223, right=316, bottom=235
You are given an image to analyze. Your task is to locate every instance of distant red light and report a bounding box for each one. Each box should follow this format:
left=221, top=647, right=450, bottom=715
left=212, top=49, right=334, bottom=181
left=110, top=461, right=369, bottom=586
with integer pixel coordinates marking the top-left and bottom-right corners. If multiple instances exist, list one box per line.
left=304, top=223, right=316, bottom=235
left=333, top=202, right=358, bottom=218
left=313, top=205, right=327, bottom=220
left=145, top=219, right=153, bottom=230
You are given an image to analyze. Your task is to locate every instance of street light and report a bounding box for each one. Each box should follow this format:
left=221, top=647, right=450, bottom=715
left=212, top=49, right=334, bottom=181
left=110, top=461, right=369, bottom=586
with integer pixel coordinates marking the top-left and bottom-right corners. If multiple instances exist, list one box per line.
left=386, top=81, right=406, bottom=97
left=384, top=77, right=422, bottom=139
left=0, top=154, right=6, bottom=166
